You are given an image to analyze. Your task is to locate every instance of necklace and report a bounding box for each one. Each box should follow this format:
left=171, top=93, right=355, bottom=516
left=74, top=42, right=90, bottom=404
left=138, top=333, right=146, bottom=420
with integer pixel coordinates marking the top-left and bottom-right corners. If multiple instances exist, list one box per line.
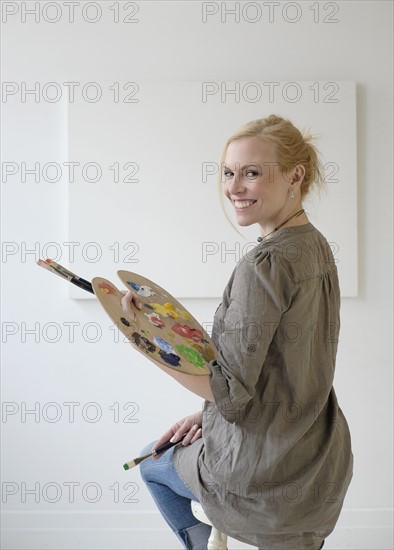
left=257, top=209, right=305, bottom=242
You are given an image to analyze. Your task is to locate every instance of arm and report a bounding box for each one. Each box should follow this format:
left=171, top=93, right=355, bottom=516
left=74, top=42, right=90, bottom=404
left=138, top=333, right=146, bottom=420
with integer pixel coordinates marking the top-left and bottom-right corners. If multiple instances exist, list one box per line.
left=205, top=251, right=294, bottom=423
left=147, top=355, right=215, bottom=402
left=120, top=290, right=215, bottom=402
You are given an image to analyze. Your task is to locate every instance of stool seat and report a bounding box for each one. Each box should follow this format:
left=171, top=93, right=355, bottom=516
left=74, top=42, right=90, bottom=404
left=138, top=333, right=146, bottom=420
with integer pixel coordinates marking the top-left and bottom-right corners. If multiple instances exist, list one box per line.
left=191, top=500, right=228, bottom=550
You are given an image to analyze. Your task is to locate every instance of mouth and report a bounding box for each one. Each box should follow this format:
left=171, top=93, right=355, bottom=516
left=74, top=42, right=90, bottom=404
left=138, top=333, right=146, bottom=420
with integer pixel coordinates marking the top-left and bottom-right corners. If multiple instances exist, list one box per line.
left=233, top=199, right=257, bottom=211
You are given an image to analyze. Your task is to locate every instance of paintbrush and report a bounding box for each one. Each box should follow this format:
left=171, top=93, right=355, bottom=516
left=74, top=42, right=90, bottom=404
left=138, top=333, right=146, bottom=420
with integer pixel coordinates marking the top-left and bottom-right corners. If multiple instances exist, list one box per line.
left=37, top=259, right=93, bottom=293
left=44, top=259, right=93, bottom=290
left=37, top=259, right=94, bottom=294
left=123, top=435, right=187, bottom=470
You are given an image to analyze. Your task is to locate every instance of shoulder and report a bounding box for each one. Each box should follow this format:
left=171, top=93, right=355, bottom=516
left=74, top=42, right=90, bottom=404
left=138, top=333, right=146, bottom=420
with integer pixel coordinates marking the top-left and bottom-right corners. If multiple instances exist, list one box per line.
left=243, top=224, right=337, bottom=284
left=230, top=244, right=296, bottom=312
left=239, top=239, right=294, bottom=285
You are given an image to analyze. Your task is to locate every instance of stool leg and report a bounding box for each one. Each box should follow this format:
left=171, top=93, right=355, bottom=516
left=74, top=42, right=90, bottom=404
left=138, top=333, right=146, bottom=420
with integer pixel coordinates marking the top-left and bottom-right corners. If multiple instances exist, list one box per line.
left=207, top=526, right=228, bottom=550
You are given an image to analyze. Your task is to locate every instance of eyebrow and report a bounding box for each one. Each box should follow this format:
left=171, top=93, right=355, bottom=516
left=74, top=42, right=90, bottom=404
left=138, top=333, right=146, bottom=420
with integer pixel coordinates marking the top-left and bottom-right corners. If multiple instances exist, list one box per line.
left=222, top=163, right=260, bottom=170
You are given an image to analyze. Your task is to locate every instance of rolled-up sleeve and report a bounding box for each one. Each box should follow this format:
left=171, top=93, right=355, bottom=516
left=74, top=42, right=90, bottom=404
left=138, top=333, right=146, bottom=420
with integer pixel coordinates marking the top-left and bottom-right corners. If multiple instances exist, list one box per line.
left=207, top=250, right=294, bottom=423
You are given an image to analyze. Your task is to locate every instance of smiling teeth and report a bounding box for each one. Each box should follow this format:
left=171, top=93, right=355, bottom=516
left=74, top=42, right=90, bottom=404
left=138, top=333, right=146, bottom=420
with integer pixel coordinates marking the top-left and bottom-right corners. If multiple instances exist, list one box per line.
left=234, top=200, right=256, bottom=208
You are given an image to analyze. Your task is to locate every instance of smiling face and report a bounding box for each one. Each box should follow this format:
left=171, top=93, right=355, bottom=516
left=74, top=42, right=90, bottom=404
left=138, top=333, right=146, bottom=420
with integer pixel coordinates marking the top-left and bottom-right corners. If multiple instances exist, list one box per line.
left=223, top=136, right=306, bottom=237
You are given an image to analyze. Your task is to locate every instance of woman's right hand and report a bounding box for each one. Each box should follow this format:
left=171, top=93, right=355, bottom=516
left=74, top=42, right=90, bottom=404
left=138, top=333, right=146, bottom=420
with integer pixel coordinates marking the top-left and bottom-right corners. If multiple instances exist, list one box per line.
left=152, top=410, right=203, bottom=460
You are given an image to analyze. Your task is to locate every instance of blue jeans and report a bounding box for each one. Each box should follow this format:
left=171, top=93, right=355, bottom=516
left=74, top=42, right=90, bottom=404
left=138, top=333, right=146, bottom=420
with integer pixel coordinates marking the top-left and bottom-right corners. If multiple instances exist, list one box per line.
left=139, top=440, right=212, bottom=549
left=139, top=441, right=325, bottom=550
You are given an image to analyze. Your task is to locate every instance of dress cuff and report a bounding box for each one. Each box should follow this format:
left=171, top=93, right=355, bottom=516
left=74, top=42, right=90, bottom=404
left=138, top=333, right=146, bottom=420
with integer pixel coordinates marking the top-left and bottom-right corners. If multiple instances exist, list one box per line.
left=206, top=359, right=245, bottom=424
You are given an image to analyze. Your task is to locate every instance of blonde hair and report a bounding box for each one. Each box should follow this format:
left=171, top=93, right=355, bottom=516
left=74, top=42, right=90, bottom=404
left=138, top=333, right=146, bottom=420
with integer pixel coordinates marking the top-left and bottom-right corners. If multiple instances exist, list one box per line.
left=217, top=114, right=326, bottom=237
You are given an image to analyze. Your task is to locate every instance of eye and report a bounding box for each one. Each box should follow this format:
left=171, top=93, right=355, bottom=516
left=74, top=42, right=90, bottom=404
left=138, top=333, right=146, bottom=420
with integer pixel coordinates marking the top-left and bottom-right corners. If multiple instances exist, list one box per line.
left=245, top=170, right=259, bottom=178
left=223, top=170, right=233, bottom=178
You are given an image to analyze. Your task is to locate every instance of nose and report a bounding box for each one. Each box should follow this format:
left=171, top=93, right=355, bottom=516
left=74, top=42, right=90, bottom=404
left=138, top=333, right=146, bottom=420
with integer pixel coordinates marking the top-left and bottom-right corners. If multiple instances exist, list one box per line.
left=227, top=170, right=246, bottom=196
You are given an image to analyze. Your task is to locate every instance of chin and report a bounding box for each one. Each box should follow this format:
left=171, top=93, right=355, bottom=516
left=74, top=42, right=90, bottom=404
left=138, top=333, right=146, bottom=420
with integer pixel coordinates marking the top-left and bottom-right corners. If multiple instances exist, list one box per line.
left=236, top=218, right=253, bottom=227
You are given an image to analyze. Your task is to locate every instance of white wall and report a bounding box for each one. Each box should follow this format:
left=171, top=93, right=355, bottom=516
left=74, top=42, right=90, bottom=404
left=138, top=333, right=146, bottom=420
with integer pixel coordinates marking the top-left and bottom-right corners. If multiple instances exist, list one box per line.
left=1, top=1, right=393, bottom=549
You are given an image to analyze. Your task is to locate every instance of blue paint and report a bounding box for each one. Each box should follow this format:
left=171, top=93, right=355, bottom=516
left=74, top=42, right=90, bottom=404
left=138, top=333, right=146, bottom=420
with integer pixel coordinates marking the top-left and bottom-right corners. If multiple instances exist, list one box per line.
left=159, top=350, right=181, bottom=367
left=153, top=336, right=175, bottom=354
left=127, top=281, right=140, bottom=291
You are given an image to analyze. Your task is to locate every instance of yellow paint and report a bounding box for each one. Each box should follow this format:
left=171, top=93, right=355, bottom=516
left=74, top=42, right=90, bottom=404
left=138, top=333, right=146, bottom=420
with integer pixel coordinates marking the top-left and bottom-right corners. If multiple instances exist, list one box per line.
left=163, top=303, right=179, bottom=318
left=150, top=303, right=178, bottom=318
left=175, top=308, right=192, bottom=321
left=162, top=303, right=191, bottom=320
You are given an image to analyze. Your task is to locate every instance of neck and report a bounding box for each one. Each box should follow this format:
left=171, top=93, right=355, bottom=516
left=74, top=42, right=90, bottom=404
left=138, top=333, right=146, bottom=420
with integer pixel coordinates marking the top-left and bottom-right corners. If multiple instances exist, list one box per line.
left=258, top=208, right=309, bottom=241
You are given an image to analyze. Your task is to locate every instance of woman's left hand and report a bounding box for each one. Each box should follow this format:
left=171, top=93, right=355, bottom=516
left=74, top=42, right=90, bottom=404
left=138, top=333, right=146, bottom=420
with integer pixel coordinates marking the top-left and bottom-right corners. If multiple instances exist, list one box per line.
left=120, top=290, right=143, bottom=320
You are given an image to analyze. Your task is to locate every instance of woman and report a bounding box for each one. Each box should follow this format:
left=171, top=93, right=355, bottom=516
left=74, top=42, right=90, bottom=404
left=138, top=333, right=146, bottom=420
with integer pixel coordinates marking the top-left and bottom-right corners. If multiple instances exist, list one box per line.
left=121, top=115, right=353, bottom=550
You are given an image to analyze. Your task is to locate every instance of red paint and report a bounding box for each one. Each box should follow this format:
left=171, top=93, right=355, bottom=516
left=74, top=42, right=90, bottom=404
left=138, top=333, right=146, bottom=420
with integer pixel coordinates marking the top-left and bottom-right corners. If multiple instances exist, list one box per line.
left=172, top=323, right=204, bottom=343
left=98, top=282, right=117, bottom=295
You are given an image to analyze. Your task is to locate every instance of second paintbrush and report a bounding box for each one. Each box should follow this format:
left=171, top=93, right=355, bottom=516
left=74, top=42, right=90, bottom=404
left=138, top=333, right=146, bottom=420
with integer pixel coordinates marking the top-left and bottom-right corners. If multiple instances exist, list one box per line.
left=123, top=435, right=187, bottom=470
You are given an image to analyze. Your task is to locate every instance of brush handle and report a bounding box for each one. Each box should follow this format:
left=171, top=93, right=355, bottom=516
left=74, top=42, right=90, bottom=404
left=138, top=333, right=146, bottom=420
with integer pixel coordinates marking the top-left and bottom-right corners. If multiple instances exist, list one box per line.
left=152, top=437, right=184, bottom=455
left=123, top=434, right=188, bottom=470
left=47, top=260, right=94, bottom=293
left=69, top=277, right=94, bottom=294
left=38, top=259, right=94, bottom=294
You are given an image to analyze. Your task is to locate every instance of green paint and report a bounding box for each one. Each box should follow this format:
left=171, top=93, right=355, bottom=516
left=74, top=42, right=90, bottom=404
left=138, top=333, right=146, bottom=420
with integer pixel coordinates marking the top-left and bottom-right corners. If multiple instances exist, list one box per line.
left=176, top=344, right=205, bottom=369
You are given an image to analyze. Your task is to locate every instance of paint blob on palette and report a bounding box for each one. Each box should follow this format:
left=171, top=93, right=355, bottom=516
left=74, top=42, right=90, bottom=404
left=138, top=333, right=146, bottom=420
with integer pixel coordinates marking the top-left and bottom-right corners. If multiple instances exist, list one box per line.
left=91, top=272, right=217, bottom=375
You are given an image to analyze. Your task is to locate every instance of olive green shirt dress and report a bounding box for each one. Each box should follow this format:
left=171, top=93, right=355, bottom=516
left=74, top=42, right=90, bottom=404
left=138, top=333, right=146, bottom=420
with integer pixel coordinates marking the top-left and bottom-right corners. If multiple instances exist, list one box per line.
left=173, top=222, right=353, bottom=550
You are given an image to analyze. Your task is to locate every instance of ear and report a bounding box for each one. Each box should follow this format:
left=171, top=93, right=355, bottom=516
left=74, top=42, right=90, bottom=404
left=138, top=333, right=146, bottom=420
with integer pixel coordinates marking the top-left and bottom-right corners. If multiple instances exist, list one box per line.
left=289, top=165, right=306, bottom=192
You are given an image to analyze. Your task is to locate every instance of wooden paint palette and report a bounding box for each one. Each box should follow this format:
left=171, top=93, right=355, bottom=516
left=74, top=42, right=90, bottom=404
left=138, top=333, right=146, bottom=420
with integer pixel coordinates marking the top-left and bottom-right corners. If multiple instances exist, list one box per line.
left=91, top=271, right=217, bottom=375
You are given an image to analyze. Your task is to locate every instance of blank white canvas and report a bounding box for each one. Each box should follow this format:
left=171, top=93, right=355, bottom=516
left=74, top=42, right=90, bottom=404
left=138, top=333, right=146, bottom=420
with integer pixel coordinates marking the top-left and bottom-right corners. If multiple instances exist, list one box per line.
left=67, top=81, right=357, bottom=298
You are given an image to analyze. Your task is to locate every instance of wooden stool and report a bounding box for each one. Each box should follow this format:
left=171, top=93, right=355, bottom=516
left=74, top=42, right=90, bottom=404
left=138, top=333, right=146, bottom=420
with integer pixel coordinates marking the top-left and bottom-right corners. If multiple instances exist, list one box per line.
left=191, top=500, right=228, bottom=550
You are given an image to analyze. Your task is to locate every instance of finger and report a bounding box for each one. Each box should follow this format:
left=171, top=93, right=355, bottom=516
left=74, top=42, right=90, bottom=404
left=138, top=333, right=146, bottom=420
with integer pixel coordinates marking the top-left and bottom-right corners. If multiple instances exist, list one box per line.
left=120, top=295, right=136, bottom=319
left=190, top=427, right=202, bottom=443
left=152, top=430, right=177, bottom=461
left=171, top=420, right=192, bottom=443
left=152, top=429, right=176, bottom=452
left=124, top=291, right=143, bottom=310
left=120, top=292, right=142, bottom=318
left=181, top=424, right=200, bottom=446
left=152, top=450, right=166, bottom=460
